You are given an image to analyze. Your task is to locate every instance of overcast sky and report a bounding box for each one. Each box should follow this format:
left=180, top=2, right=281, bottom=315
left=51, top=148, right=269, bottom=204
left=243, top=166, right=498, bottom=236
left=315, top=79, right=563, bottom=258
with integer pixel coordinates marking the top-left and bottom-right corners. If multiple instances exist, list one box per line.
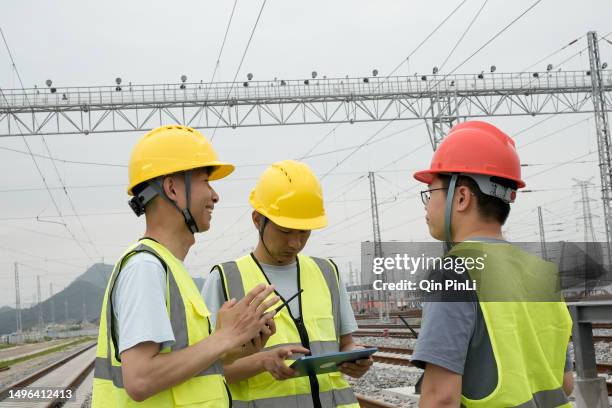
left=0, top=0, right=611, bottom=308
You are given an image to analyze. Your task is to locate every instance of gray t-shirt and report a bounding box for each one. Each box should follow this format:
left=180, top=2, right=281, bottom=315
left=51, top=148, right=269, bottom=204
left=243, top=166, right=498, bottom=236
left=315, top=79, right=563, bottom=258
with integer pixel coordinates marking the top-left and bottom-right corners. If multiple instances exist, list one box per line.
left=111, top=252, right=175, bottom=354
left=411, top=240, right=572, bottom=399
left=202, top=258, right=358, bottom=336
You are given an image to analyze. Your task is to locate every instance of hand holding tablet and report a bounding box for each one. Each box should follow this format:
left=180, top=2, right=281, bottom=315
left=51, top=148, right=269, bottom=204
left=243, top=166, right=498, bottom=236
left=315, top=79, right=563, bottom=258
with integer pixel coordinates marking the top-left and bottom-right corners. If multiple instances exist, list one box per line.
left=289, top=347, right=378, bottom=377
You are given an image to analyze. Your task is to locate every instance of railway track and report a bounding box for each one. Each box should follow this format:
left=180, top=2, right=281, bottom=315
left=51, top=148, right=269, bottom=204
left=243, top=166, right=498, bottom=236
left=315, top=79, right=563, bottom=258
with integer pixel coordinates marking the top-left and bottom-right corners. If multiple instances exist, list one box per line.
left=0, top=339, right=77, bottom=363
left=0, top=341, right=96, bottom=407
left=363, top=345, right=612, bottom=397
left=358, top=323, right=612, bottom=329
left=354, top=330, right=612, bottom=343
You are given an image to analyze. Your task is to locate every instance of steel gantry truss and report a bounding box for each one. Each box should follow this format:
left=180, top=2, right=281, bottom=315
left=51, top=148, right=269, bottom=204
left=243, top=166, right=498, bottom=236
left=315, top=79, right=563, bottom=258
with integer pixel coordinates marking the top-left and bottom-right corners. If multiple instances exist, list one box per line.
left=1, top=70, right=611, bottom=145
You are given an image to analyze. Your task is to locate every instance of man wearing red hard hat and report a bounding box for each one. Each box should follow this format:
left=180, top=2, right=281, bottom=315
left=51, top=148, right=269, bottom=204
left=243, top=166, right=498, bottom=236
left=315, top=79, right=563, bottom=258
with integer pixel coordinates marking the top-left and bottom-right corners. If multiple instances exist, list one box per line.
left=410, top=121, right=574, bottom=407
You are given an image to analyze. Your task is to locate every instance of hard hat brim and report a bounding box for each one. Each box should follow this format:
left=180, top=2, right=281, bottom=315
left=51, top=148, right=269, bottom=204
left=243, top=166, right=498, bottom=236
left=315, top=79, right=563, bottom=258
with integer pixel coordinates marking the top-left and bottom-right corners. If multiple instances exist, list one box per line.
left=259, top=210, right=328, bottom=231
left=127, top=161, right=235, bottom=195
left=208, top=161, right=235, bottom=181
left=413, top=168, right=526, bottom=188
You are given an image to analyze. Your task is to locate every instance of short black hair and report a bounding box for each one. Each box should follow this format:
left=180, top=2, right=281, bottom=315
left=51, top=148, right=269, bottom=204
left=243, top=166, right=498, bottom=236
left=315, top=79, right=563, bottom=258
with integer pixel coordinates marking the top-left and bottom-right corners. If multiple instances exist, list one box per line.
left=438, top=174, right=515, bottom=225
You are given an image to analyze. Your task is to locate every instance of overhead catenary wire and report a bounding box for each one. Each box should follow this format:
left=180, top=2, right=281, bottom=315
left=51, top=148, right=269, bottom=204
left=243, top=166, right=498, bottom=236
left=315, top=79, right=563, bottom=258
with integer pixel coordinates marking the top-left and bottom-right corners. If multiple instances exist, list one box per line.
left=519, top=117, right=591, bottom=148
left=298, top=0, right=468, bottom=160
left=195, top=0, right=239, bottom=129
left=518, top=35, right=583, bottom=73
left=211, top=0, right=268, bottom=141
left=525, top=150, right=596, bottom=179
left=438, top=0, right=489, bottom=72
left=0, top=98, right=99, bottom=262
left=385, top=0, right=468, bottom=78
left=443, top=0, right=544, bottom=76
left=0, top=26, right=101, bottom=262
left=318, top=0, right=545, bottom=181
left=0, top=145, right=127, bottom=167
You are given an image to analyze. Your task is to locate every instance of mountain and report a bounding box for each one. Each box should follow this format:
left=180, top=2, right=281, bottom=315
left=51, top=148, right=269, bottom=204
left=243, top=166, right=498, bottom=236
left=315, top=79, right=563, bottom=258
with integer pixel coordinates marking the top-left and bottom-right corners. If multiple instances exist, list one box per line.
left=0, top=263, right=112, bottom=335
left=0, top=263, right=208, bottom=335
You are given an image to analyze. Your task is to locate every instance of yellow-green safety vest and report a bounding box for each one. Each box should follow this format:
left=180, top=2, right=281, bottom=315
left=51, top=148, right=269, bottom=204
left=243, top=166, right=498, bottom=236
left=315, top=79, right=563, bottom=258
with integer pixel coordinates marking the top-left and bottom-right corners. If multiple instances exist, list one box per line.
left=448, top=241, right=573, bottom=408
left=216, top=253, right=359, bottom=408
left=92, top=239, right=230, bottom=407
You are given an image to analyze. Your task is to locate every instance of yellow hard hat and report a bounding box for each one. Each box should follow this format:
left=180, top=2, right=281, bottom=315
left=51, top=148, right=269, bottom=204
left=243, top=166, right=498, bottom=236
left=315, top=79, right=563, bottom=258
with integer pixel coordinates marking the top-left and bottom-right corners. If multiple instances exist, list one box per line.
left=249, top=160, right=327, bottom=230
left=127, top=125, right=234, bottom=195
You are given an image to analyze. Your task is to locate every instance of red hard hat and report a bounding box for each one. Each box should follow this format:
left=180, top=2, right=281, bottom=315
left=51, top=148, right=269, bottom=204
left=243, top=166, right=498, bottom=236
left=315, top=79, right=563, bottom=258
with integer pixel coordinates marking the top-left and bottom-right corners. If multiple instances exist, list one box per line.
left=414, top=121, right=526, bottom=188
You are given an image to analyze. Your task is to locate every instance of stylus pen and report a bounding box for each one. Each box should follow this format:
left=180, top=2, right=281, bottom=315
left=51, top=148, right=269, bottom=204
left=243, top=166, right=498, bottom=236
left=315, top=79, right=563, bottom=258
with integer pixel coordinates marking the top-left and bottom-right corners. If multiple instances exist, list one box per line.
left=254, top=289, right=304, bottom=347
left=273, top=289, right=304, bottom=314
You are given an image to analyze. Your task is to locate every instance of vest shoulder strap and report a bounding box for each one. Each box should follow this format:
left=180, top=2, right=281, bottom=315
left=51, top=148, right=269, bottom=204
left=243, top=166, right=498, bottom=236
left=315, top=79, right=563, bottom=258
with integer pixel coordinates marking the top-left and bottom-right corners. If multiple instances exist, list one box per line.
left=215, top=261, right=243, bottom=302
left=108, top=243, right=169, bottom=362
left=309, top=256, right=341, bottom=339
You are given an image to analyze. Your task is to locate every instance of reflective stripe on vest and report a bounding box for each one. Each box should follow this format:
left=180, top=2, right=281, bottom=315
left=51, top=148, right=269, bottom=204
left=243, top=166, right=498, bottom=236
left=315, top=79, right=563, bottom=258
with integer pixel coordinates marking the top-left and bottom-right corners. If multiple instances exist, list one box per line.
left=217, top=254, right=359, bottom=408
left=231, top=387, right=358, bottom=408
left=93, top=355, right=223, bottom=389
left=512, top=388, right=569, bottom=408
left=450, top=242, right=572, bottom=408
left=92, top=241, right=227, bottom=407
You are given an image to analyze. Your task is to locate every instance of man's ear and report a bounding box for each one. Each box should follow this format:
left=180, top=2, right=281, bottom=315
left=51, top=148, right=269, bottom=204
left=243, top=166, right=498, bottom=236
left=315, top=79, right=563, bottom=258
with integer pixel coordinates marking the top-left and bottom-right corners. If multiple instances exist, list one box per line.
left=252, top=211, right=261, bottom=229
left=162, top=175, right=179, bottom=201
left=454, top=185, right=473, bottom=212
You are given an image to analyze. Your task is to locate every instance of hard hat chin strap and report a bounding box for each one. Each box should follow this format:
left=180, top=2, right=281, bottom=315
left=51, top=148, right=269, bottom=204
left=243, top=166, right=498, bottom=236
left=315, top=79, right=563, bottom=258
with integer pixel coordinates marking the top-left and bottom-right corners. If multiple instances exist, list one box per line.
left=258, top=216, right=284, bottom=265
left=444, top=174, right=458, bottom=253
left=180, top=171, right=200, bottom=234
left=134, top=171, right=200, bottom=235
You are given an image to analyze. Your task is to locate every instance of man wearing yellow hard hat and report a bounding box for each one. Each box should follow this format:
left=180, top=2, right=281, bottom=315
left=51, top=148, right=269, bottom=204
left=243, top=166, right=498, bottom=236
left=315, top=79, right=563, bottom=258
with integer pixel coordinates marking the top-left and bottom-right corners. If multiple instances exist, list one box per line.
left=91, top=125, right=278, bottom=407
left=202, top=160, right=372, bottom=408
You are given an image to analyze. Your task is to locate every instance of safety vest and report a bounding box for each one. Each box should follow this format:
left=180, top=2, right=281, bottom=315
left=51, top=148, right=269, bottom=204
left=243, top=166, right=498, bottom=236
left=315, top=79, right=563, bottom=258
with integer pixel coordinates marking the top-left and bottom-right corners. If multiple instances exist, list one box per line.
left=216, top=253, right=359, bottom=408
left=447, top=241, right=573, bottom=408
left=92, top=239, right=229, bottom=407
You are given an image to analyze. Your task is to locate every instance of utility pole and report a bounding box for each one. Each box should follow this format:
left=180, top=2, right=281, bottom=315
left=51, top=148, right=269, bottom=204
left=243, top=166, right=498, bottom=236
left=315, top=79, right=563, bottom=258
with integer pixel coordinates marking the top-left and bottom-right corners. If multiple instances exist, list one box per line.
left=368, top=172, right=389, bottom=321
left=37, top=275, right=44, bottom=330
left=14, top=262, right=22, bottom=334
left=538, top=206, right=548, bottom=260
left=64, top=295, right=69, bottom=323
left=49, top=283, right=55, bottom=324
left=82, top=300, right=87, bottom=324
left=587, top=31, right=612, bottom=267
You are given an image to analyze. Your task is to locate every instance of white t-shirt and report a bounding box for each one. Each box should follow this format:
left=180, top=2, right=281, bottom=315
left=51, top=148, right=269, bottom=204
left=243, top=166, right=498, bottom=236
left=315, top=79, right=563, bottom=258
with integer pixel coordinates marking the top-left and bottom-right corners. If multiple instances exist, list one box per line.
left=111, top=252, right=175, bottom=353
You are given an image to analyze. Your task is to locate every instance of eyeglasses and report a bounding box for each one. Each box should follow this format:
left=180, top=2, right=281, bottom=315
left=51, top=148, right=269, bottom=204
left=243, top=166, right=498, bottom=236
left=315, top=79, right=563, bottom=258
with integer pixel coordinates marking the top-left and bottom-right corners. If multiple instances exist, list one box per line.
left=420, top=188, right=448, bottom=205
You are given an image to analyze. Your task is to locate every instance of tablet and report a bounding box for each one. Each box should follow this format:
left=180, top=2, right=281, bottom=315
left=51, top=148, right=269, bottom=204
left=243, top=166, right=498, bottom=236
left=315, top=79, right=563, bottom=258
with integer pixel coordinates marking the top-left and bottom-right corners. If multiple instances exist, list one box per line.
left=289, top=347, right=378, bottom=377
